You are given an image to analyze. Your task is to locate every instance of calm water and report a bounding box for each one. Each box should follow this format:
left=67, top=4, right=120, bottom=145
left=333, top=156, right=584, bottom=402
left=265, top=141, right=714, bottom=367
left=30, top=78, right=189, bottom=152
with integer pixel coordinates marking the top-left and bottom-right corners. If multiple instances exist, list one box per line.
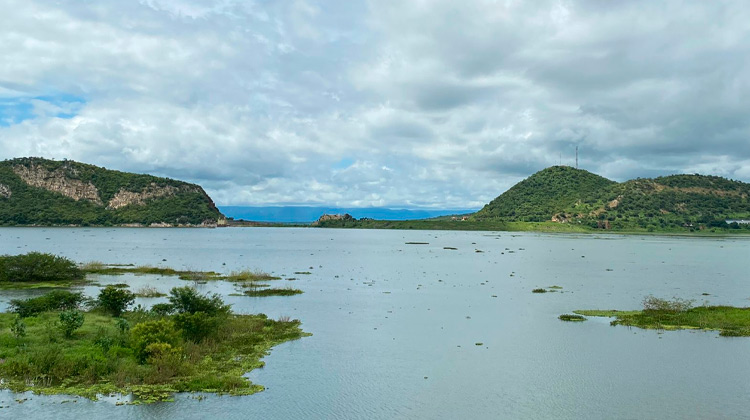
left=1, top=227, right=749, bottom=419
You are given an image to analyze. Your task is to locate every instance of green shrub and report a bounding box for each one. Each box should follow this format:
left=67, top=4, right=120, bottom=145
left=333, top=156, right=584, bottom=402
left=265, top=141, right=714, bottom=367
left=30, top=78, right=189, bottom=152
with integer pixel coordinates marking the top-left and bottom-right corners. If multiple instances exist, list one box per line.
left=168, top=287, right=230, bottom=316
left=98, top=285, right=135, bottom=316
left=558, top=314, right=586, bottom=322
left=59, top=310, right=85, bottom=338
left=173, top=312, right=222, bottom=342
left=130, top=319, right=181, bottom=363
left=0, top=252, right=82, bottom=283
left=10, top=291, right=84, bottom=317
left=10, top=315, right=26, bottom=338
left=150, top=303, right=174, bottom=316
left=642, top=295, right=694, bottom=313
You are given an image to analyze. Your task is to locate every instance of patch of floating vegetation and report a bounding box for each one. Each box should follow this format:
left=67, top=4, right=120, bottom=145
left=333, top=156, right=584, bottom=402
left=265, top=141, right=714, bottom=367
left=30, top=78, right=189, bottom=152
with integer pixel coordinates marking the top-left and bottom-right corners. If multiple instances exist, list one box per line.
left=111, top=283, right=130, bottom=289
left=558, top=314, right=586, bottom=322
left=243, top=288, right=304, bottom=297
left=443, top=247, right=458, bottom=250
left=548, top=285, right=563, bottom=290
left=532, top=288, right=548, bottom=294
left=0, top=288, right=308, bottom=403
left=82, top=263, right=280, bottom=283
left=574, top=296, right=750, bottom=337
left=134, top=286, right=167, bottom=298
left=293, top=272, right=312, bottom=275
left=405, top=242, right=429, bottom=245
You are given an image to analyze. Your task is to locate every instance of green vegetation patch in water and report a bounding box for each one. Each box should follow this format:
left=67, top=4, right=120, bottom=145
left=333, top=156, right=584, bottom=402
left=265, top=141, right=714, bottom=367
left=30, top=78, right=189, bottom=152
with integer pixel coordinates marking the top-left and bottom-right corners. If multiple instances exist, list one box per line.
left=575, top=296, right=750, bottom=336
left=0, top=289, right=308, bottom=403
left=243, top=288, right=303, bottom=297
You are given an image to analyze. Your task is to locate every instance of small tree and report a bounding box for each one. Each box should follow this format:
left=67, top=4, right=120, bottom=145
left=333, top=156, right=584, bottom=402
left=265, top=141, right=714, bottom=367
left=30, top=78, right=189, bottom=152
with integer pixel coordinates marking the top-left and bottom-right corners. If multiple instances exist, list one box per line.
left=10, top=315, right=26, bottom=339
left=59, top=310, right=84, bottom=338
left=98, top=285, right=135, bottom=316
left=167, top=287, right=230, bottom=316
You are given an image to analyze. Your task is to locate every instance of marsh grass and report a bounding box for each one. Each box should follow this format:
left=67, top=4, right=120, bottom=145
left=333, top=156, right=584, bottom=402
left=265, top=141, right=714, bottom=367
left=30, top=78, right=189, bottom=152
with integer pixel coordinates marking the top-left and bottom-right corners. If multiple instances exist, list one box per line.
left=575, top=299, right=750, bottom=336
left=82, top=263, right=278, bottom=284
left=134, top=286, right=167, bottom=298
left=243, top=288, right=303, bottom=297
left=532, top=288, right=547, bottom=293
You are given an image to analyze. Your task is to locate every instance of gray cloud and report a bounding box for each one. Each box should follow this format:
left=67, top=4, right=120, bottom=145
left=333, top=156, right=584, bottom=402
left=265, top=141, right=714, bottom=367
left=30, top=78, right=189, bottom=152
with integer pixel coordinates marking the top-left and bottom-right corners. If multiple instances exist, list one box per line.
left=1, top=0, right=750, bottom=208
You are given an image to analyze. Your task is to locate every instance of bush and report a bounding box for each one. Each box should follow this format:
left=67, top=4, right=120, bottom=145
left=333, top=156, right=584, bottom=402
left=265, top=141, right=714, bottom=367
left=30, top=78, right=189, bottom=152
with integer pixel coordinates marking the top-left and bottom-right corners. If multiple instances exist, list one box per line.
left=59, top=310, right=85, bottom=338
left=642, top=295, right=694, bottom=313
left=130, top=319, right=181, bottom=363
left=0, top=252, right=82, bottom=283
left=10, top=315, right=26, bottom=339
left=98, top=285, right=135, bottom=316
left=168, top=287, right=230, bottom=316
left=173, top=312, right=222, bottom=342
left=10, top=291, right=84, bottom=318
left=150, top=303, right=174, bottom=316
left=559, top=314, right=586, bottom=322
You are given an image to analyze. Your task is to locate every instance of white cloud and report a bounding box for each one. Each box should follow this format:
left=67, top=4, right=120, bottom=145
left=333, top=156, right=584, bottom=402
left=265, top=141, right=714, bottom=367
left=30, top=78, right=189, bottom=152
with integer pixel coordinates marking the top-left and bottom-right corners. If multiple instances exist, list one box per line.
left=2, top=0, right=750, bottom=208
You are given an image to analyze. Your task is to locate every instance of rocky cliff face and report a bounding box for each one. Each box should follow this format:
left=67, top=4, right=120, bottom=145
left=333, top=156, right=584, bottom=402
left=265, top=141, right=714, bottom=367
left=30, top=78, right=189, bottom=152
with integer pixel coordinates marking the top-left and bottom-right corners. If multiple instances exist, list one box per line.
left=311, top=213, right=354, bottom=226
left=12, top=164, right=103, bottom=205
left=0, top=184, right=10, bottom=199
left=106, top=183, right=192, bottom=210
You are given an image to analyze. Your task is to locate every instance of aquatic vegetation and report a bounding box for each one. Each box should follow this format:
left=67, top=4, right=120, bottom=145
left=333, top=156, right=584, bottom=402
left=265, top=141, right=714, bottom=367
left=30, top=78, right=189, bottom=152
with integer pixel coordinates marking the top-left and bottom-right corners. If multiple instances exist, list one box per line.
left=0, top=252, right=86, bottom=289
left=575, top=297, right=750, bottom=336
left=134, top=286, right=167, bottom=298
left=558, top=314, right=586, bottom=322
left=294, top=271, right=312, bottom=275
left=531, top=288, right=548, bottom=293
left=0, top=289, right=308, bottom=403
left=243, top=288, right=303, bottom=297
left=10, top=291, right=85, bottom=318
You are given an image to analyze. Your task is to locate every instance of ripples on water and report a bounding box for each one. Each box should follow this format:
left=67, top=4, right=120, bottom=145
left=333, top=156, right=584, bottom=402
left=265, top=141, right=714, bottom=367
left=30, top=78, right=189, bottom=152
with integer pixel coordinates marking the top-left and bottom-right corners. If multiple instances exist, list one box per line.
left=1, top=228, right=749, bottom=419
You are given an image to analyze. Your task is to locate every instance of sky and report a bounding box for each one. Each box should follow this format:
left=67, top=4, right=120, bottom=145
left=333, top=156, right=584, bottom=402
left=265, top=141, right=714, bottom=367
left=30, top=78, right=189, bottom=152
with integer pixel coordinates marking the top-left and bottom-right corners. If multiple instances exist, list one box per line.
left=1, top=0, right=750, bottom=209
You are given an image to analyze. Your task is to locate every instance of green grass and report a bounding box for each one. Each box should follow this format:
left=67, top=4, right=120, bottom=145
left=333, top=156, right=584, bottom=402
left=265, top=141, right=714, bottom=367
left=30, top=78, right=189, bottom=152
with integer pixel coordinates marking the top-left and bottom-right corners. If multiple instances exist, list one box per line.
left=574, top=306, right=750, bottom=336
left=0, top=310, right=308, bottom=402
left=243, top=288, right=303, bottom=297
left=558, top=314, right=586, bottom=322
left=532, top=288, right=547, bottom=293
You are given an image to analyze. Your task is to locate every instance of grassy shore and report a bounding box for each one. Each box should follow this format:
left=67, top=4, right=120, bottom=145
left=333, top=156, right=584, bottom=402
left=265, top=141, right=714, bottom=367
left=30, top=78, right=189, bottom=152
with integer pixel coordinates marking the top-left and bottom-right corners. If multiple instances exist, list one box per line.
left=81, top=263, right=281, bottom=282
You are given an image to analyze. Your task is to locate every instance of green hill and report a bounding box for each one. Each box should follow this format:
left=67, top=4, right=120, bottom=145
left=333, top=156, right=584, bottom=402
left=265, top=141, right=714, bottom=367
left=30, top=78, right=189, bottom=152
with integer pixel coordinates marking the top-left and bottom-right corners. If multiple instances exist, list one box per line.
left=475, top=166, right=750, bottom=231
left=474, top=166, right=616, bottom=222
left=0, top=157, right=224, bottom=226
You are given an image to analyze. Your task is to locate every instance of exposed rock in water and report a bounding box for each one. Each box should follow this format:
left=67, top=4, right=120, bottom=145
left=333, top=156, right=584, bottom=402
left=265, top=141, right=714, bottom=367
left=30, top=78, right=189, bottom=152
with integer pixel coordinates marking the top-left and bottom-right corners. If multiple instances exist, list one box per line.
left=107, top=183, right=194, bottom=210
left=312, top=213, right=355, bottom=226
left=12, top=163, right=103, bottom=205
left=0, top=183, right=10, bottom=199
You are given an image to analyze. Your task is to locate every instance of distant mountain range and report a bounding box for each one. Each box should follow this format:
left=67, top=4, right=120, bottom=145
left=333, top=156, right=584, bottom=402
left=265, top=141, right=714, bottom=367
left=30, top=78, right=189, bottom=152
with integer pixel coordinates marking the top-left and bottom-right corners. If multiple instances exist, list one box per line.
left=0, top=157, right=224, bottom=226
left=220, top=206, right=477, bottom=223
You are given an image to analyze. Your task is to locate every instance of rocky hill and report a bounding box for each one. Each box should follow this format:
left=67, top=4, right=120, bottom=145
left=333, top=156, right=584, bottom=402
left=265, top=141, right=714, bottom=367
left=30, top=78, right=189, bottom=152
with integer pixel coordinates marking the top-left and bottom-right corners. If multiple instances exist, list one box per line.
left=475, top=166, right=750, bottom=230
left=0, top=157, right=224, bottom=226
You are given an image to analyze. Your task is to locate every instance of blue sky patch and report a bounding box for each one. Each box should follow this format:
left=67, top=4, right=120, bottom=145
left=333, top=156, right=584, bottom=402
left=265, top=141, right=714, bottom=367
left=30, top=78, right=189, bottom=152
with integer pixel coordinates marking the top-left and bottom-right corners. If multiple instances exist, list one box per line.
left=332, top=157, right=355, bottom=170
left=0, top=93, right=86, bottom=126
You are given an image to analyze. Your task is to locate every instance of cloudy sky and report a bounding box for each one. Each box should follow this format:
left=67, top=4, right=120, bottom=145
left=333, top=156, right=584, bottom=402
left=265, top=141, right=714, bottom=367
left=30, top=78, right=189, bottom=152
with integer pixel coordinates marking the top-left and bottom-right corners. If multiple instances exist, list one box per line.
left=1, top=1, right=749, bottom=208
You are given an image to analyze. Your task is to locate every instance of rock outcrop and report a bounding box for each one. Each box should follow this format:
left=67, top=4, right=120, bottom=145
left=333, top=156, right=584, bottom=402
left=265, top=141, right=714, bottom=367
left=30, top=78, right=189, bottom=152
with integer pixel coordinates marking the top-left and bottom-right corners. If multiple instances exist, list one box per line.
left=12, top=164, right=103, bottom=205
left=0, top=184, right=10, bottom=199
left=312, top=213, right=355, bottom=226
left=106, top=183, right=192, bottom=210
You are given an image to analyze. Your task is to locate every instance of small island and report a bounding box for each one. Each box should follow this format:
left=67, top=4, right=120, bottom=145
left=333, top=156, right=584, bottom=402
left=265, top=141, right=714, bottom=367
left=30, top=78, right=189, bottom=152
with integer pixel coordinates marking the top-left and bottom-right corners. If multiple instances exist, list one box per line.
left=570, top=296, right=750, bottom=337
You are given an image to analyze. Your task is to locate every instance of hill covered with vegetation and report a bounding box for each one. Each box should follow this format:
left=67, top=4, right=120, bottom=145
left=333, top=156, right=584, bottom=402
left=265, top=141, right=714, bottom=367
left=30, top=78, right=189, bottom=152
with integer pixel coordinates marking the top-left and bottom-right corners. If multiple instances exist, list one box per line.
left=474, top=166, right=750, bottom=231
left=0, top=157, right=224, bottom=226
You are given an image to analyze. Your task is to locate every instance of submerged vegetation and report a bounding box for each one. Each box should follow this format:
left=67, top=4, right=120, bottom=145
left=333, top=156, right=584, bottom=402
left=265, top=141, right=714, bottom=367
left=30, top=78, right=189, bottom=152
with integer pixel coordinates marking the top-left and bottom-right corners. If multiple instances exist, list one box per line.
left=0, top=287, right=307, bottom=402
left=574, top=296, right=750, bottom=336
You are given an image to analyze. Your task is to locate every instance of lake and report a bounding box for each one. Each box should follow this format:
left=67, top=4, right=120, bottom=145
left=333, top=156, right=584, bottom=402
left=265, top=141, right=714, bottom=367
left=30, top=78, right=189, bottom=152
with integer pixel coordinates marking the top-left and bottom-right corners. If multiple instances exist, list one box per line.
left=1, top=227, right=749, bottom=419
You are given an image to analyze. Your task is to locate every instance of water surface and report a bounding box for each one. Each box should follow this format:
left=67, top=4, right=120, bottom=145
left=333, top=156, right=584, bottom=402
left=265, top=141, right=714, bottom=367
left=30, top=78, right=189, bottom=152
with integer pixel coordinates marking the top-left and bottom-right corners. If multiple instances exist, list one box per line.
left=1, top=227, right=749, bottom=419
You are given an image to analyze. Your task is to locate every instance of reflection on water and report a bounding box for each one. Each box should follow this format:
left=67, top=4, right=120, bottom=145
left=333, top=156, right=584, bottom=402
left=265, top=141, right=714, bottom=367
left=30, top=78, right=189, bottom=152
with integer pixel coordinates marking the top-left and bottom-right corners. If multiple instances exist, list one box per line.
left=1, top=227, right=749, bottom=419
